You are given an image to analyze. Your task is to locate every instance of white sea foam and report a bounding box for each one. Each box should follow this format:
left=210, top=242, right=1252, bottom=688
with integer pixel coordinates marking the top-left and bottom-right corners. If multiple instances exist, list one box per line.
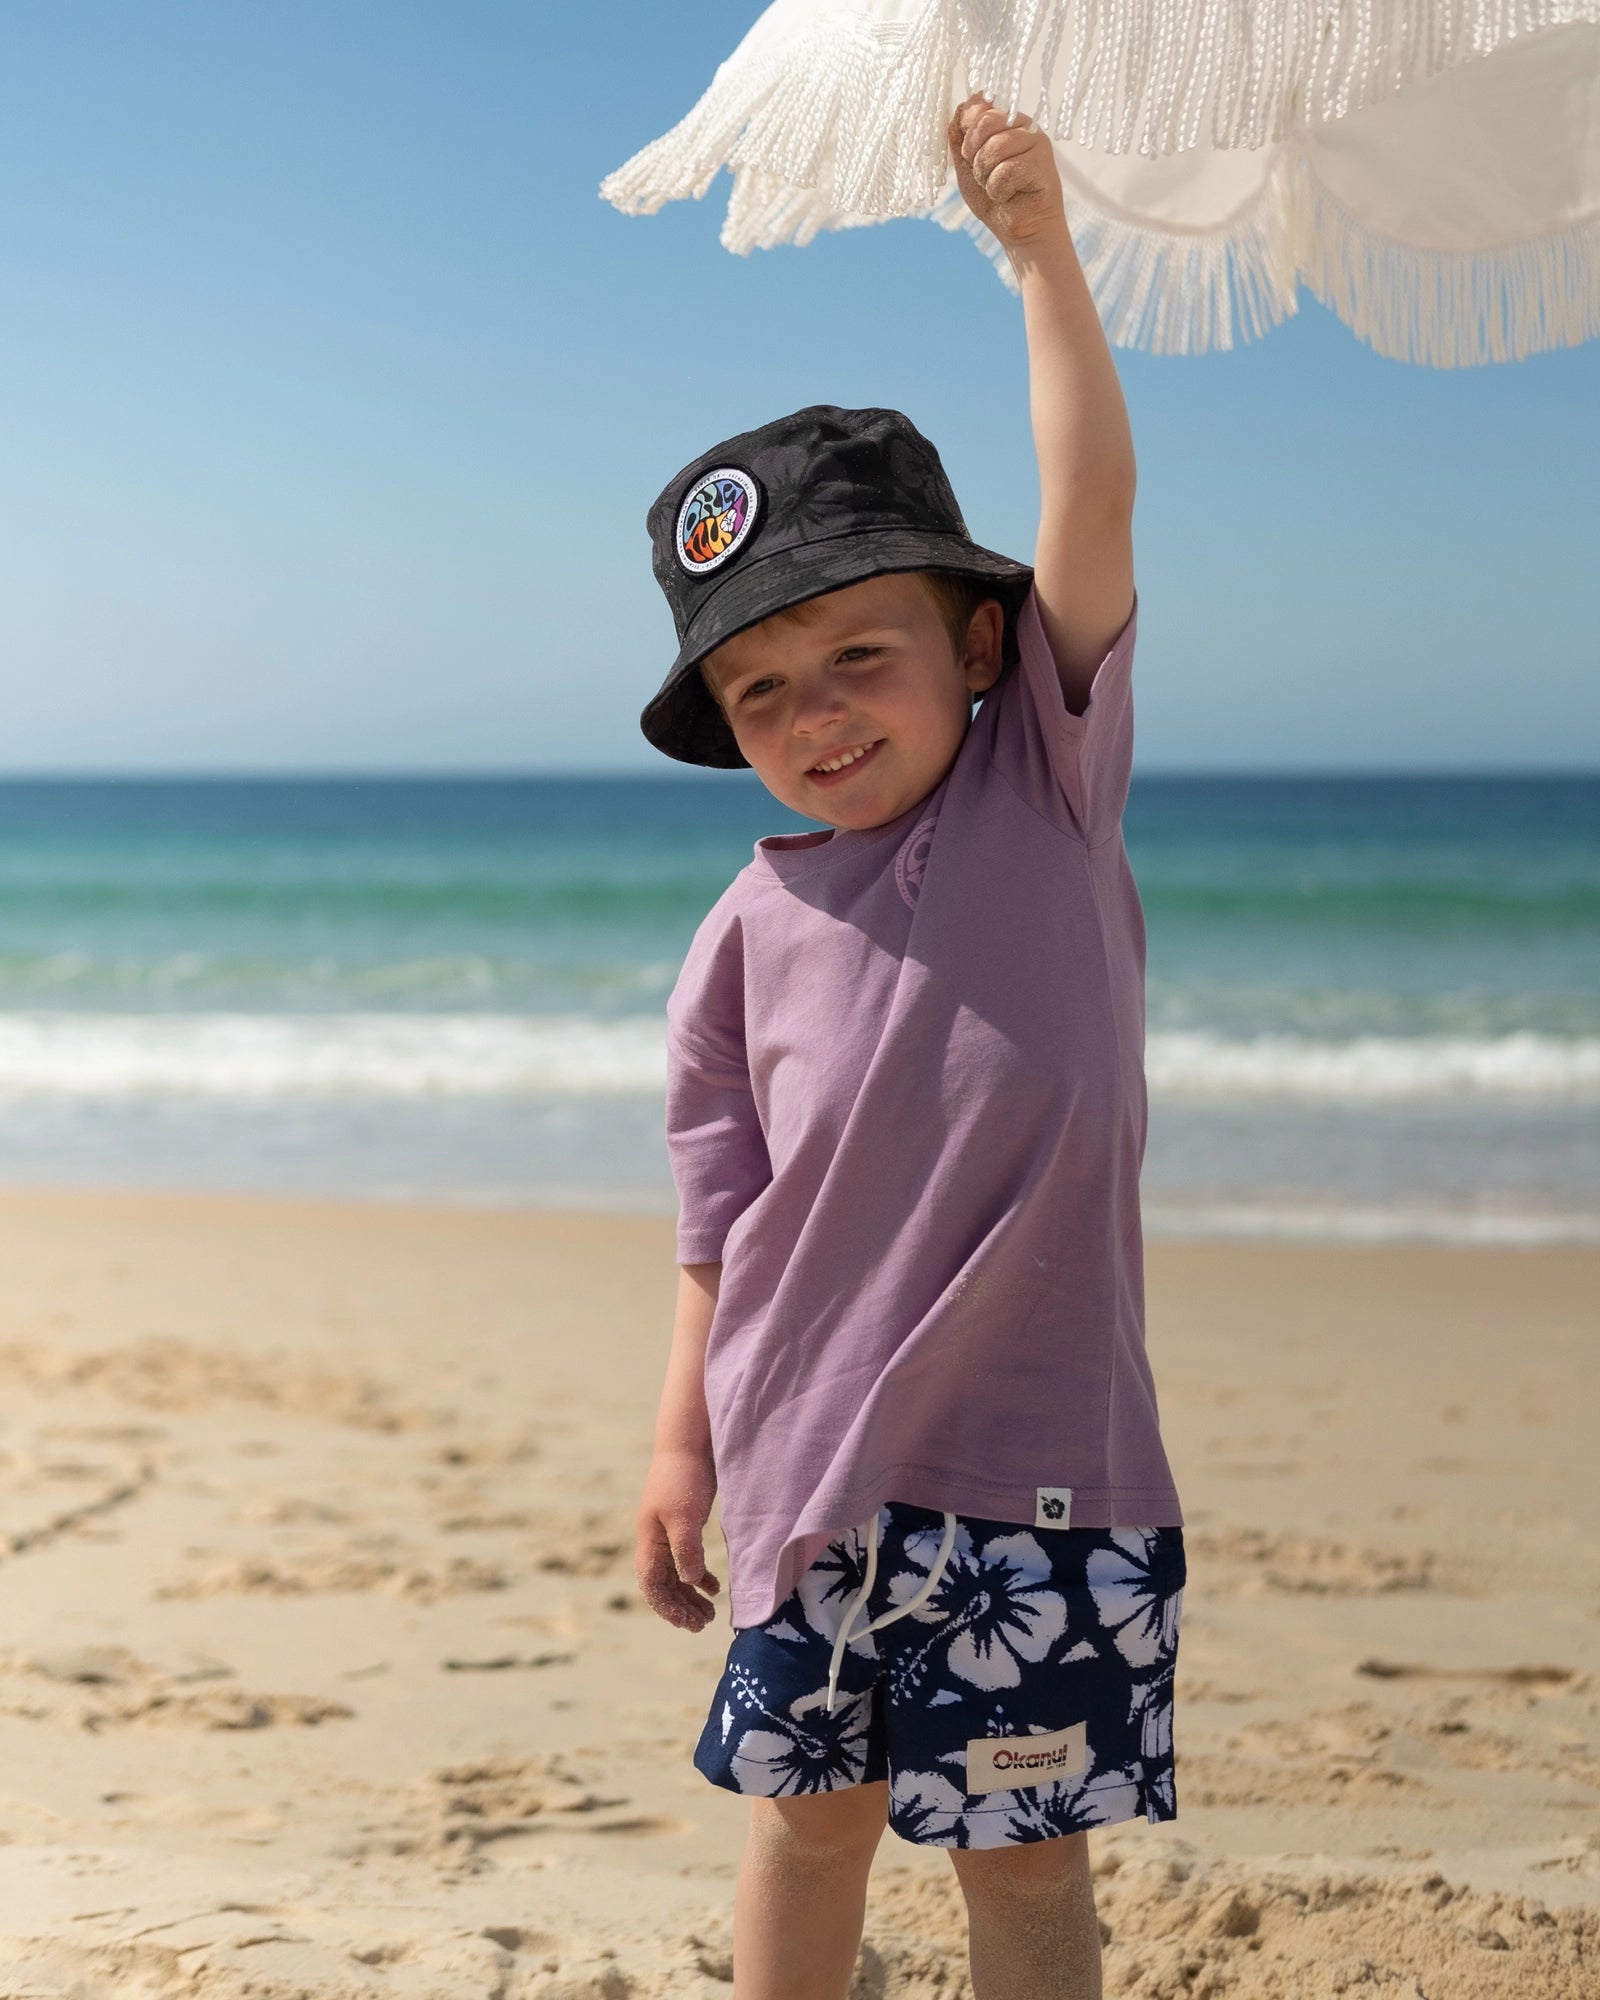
left=1145, top=1029, right=1600, bottom=1102
left=0, top=1013, right=670, bottom=1098
left=1143, top=1202, right=1600, bottom=1247
left=0, top=1015, right=1598, bottom=1104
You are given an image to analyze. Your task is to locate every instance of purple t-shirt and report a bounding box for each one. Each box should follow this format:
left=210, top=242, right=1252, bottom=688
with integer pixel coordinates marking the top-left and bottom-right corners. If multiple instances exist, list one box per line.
left=665, top=587, right=1182, bottom=1629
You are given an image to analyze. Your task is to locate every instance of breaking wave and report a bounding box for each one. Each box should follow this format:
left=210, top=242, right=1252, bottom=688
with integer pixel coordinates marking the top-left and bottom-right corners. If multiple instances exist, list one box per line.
left=0, top=1015, right=1598, bottom=1104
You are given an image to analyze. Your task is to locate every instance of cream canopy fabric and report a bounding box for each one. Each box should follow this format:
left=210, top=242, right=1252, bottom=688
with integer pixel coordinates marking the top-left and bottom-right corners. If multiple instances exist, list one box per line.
left=601, top=1, right=1600, bottom=365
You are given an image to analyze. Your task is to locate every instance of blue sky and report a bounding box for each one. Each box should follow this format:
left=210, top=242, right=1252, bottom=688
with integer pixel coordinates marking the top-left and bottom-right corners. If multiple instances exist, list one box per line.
left=0, top=2, right=1594, bottom=774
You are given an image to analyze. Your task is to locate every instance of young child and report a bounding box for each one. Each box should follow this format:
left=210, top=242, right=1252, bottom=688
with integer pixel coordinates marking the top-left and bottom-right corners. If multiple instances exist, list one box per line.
left=633, top=98, right=1183, bottom=2000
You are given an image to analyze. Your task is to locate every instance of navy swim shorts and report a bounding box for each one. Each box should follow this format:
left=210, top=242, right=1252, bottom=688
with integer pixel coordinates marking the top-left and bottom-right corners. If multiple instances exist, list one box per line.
left=695, top=1500, right=1184, bottom=1849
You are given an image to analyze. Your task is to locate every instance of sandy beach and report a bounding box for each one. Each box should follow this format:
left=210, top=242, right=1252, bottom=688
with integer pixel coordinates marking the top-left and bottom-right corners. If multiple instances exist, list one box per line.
left=0, top=1188, right=1595, bottom=1997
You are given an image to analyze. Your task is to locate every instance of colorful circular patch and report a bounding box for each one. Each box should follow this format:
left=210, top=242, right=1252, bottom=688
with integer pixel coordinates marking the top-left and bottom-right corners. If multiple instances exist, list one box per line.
left=675, top=467, right=760, bottom=575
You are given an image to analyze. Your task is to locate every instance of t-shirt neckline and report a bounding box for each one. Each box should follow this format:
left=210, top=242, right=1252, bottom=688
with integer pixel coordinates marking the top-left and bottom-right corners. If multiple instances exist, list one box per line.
left=751, top=779, right=948, bottom=882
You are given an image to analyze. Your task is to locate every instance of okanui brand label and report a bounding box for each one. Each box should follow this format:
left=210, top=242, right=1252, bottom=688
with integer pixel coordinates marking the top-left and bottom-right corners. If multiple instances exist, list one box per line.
left=1035, top=1486, right=1073, bottom=1528
left=966, top=1722, right=1087, bottom=1795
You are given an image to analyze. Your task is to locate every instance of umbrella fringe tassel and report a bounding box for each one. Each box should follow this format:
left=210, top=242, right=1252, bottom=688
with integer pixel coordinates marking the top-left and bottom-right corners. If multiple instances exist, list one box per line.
left=925, top=157, right=1600, bottom=364
left=601, top=0, right=1600, bottom=219
left=1298, top=166, right=1600, bottom=366
left=927, top=173, right=1300, bottom=356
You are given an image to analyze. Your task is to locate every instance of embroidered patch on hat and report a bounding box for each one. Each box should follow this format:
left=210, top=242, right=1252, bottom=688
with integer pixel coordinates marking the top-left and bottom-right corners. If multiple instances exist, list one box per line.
left=676, top=467, right=760, bottom=575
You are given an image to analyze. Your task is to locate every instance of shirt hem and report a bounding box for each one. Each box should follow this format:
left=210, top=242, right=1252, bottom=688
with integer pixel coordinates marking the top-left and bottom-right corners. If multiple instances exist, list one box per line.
left=728, top=1469, right=1184, bottom=1629
left=815, top=1463, right=1180, bottom=1512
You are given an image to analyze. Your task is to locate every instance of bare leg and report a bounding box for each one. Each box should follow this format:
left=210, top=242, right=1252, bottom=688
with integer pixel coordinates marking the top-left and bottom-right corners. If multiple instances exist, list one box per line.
left=732, top=1782, right=889, bottom=2000
left=948, top=1831, right=1101, bottom=2000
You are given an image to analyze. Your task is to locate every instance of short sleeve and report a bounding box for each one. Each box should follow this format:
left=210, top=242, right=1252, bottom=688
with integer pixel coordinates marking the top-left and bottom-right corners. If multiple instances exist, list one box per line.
left=664, top=908, right=773, bottom=1265
left=987, top=586, right=1138, bottom=846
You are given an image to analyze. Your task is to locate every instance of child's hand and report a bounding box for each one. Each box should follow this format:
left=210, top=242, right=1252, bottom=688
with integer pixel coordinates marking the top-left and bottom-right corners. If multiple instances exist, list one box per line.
left=948, top=94, right=1066, bottom=250
left=635, top=1448, right=721, bottom=1632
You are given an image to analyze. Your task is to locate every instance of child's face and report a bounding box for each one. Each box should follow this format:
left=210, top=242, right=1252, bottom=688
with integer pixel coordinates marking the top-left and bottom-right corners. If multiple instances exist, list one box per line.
left=700, top=573, right=1004, bottom=829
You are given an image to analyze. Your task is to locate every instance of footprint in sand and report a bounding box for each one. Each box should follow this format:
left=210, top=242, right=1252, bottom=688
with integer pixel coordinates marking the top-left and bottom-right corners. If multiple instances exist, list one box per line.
left=99, top=1792, right=288, bottom=1837
left=344, top=1752, right=691, bottom=1875
left=0, top=1644, right=353, bottom=1732
left=0, top=1432, right=160, bottom=1561
left=1350, top=1661, right=1600, bottom=1788
left=22, top=1908, right=534, bottom=1995
left=234, top=1493, right=360, bottom=1526
left=1231, top=1700, right=1594, bottom=1794
left=1180, top=1748, right=1430, bottom=1809
left=1356, top=1657, right=1587, bottom=1691
left=441, top=1651, right=576, bottom=1672
left=433, top=1434, right=541, bottom=1468
left=536, top=1543, right=629, bottom=1577
left=0, top=1335, right=449, bottom=1433
left=1236, top=1707, right=1396, bottom=1763
left=156, top=1535, right=510, bottom=1601
left=1186, top=1524, right=1463, bottom=1596
left=436, top=1507, right=536, bottom=1532
left=493, top=1610, right=586, bottom=1643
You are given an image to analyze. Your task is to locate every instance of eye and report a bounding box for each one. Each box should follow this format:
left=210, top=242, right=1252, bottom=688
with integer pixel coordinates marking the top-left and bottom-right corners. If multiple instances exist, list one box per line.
left=738, top=676, right=779, bottom=702
left=837, top=645, right=882, bottom=664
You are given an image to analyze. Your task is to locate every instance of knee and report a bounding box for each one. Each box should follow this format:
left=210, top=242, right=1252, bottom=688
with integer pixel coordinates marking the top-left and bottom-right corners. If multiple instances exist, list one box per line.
left=950, top=1830, right=1092, bottom=1904
left=747, top=1784, right=888, bottom=1871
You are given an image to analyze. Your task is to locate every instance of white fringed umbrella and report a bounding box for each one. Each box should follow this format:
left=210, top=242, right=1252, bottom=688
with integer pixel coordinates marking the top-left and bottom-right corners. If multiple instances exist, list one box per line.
left=601, top=1, right=1600, bottom=365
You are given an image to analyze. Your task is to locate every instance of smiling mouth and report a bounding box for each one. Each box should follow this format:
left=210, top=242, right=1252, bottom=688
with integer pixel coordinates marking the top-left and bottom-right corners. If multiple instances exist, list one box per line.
left=806, top=740, right=883, bottom=780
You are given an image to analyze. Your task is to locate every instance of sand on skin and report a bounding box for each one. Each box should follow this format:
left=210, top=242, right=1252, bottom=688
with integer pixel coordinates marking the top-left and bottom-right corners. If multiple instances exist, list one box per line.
left=0, top=1189, right=1595, bottom=1998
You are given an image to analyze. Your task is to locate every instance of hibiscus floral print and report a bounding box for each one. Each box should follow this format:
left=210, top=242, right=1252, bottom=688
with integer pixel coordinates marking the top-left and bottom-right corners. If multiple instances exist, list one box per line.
left=694, top=1502, right=1184, bottom=1849
left=1086, top=1529, right=1184, bottom=1669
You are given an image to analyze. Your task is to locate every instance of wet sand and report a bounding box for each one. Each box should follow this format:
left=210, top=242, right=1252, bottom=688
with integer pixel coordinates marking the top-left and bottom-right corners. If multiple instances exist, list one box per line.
left=0, top=1189, right=1595, bottom=1996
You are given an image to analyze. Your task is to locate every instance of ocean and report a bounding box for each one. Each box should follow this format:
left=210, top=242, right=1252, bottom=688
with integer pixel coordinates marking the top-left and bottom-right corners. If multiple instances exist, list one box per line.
left=1, top=774, right=1596, bottom=1243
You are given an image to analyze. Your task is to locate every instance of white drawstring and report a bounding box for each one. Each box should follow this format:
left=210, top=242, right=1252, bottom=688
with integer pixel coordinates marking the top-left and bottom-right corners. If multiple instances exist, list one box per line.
left=823, top=1509, right=958, bottom=1715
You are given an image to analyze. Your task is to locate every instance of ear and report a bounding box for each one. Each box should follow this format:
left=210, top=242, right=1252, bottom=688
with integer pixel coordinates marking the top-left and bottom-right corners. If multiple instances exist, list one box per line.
left=959, top=599, right=1005, bottom=695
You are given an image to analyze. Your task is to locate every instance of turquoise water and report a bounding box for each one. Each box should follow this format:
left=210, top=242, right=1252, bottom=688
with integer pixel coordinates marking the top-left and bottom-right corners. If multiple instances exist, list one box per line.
left=1, top=775, right=1596, bottom=1238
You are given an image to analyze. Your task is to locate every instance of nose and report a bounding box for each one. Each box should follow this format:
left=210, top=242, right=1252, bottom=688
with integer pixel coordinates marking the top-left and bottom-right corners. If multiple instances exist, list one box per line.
left=791, top=677, right=848, bottom=738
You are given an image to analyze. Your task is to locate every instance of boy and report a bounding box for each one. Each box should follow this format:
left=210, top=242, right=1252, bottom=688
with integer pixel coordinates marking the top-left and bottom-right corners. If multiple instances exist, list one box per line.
left=633, top=99, right=1183, bottom=2000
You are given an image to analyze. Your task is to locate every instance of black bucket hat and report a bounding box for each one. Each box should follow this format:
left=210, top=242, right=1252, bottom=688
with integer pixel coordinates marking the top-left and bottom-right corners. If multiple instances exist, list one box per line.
left=640, top=405, right=1033, bottom=768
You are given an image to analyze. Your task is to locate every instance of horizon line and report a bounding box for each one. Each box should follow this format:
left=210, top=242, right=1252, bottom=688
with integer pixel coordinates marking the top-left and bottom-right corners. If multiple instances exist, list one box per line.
left=0, top=765, right=1595, bottom=785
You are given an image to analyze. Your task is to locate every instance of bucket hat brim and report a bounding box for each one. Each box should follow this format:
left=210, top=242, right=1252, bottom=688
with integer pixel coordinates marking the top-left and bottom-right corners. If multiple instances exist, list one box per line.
left=639, top=525, right=1034, bottom=769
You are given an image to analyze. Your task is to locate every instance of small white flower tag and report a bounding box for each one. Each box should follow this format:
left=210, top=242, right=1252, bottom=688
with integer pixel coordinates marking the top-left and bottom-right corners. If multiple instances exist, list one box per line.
left=1034, top=1486, right=1072, bottom=1529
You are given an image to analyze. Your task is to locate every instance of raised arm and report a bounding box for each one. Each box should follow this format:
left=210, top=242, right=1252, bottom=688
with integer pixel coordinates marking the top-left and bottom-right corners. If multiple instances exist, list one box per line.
left=949, top=96, right=1136, bottom=714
